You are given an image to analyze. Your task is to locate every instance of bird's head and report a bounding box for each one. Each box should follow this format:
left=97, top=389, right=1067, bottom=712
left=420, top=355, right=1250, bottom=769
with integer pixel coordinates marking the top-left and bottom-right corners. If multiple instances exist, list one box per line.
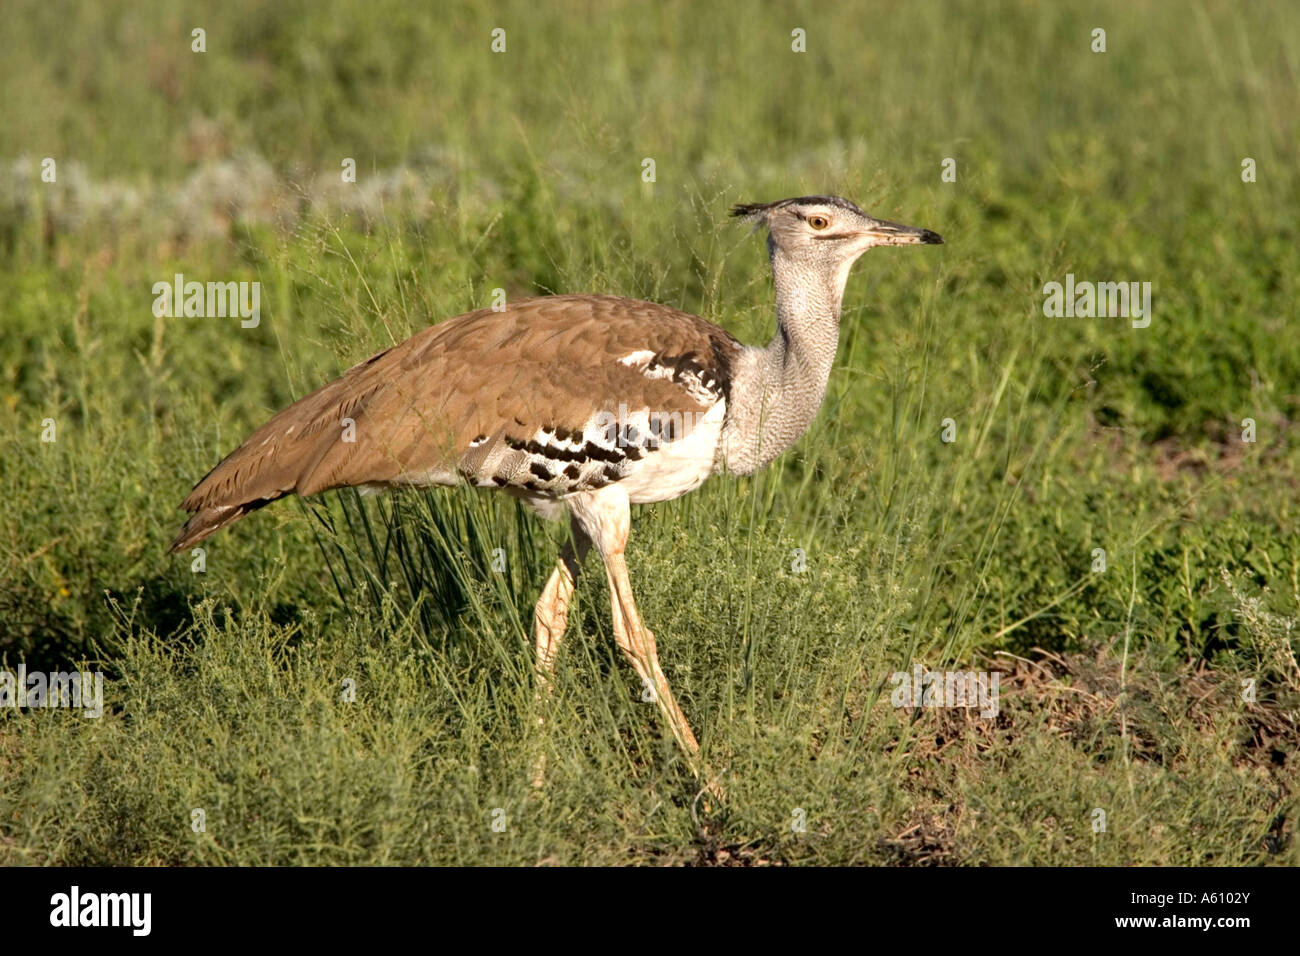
left=732, top=195, right=943, bottom=270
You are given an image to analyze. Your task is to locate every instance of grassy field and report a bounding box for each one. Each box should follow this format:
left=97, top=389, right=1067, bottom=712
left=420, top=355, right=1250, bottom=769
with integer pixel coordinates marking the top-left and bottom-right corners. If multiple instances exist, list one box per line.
left=1, top=0, right=1298, bottom=865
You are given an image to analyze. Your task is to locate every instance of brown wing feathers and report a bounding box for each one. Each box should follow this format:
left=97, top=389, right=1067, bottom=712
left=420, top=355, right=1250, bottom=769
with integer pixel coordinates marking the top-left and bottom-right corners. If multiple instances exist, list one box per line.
left=170, top=295, right=741, bottom=553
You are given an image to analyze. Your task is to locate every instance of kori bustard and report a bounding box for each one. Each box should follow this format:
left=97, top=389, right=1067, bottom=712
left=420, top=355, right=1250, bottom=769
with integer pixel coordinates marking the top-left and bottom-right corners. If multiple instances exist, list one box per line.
left=171, top=196, right=942, bottom=780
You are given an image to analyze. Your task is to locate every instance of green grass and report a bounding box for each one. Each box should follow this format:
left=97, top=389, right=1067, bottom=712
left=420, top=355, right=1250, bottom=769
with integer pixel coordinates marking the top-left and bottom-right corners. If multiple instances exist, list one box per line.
left=1, top=0, right=1297, bottom=865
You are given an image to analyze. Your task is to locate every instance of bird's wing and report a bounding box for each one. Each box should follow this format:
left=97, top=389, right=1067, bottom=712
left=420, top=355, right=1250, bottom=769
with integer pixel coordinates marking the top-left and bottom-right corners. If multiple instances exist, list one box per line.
left=172, top=295, right=742, bottom=549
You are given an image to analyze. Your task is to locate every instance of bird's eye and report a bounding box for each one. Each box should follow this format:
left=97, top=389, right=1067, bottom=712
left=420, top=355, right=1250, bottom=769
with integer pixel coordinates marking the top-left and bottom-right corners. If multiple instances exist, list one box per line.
left=807, top=214, right=831, bottom=230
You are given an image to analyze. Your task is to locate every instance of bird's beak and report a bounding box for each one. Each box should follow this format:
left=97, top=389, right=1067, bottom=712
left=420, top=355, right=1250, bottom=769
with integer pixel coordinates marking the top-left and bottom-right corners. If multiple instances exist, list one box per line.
left=862, top=218, right=944, bottom=246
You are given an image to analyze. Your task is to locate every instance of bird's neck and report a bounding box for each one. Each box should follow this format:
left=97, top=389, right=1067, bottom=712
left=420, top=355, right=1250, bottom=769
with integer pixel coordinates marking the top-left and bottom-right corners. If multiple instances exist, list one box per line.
left=721, top=244, right=850, bottom=475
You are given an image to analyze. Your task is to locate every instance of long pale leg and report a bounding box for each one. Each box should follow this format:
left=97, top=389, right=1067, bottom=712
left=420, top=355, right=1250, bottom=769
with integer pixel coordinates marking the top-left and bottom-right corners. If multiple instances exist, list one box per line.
left=533, top=525, right=589, bottom=697
left=568, top=488, right=710, bottom=785
left=530, top=520, right=589, bottom=788
left=602, top=551, right=701, bottom=757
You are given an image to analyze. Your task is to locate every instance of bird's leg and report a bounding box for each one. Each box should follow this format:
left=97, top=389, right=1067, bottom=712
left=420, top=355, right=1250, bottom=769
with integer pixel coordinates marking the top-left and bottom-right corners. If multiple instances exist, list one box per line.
left=603, top=550, right=725, bottom=803
left=569, top=487, right=721, bottom=800
left=531, top=520, right=589, bottom=789
left=533, top=523, right=589, bottom=698
left=601, top=551, right=700, bottom=758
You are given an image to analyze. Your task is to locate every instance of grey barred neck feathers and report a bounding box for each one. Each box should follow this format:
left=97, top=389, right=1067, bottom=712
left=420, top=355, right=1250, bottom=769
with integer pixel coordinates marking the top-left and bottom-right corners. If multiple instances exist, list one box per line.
left=716, top=248, right=846, bottom=474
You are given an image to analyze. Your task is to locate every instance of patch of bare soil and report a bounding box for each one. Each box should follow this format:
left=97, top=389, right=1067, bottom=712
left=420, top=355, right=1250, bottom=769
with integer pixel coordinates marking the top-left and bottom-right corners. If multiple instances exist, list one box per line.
left=877, top=641, right=1297, bottom=864
left=1088, top=414, right=1294, bottom=484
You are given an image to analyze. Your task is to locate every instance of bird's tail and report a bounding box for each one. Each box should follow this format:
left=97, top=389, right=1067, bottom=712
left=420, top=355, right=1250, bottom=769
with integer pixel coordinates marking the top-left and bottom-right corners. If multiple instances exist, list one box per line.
left=168, top=496, right=279, bottom=554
